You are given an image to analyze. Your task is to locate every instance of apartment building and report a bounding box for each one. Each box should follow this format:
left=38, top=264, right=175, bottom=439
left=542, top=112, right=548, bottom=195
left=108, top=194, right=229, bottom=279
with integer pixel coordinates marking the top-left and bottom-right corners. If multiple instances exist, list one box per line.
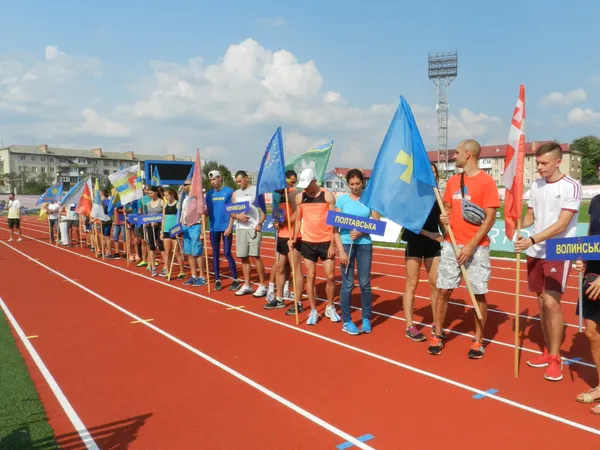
left=0, top=144, right=193, bottom=193
left=428, top=141, right=582, bottom=187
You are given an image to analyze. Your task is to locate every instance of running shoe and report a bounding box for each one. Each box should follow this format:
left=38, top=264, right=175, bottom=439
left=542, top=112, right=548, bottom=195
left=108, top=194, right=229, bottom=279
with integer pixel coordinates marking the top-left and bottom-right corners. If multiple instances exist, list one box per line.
left=342, top=321, right=360, bottom=335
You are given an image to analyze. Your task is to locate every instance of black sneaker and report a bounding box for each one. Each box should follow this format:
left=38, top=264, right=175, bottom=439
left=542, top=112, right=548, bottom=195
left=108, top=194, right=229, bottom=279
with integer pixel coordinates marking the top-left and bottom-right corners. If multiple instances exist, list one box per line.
left=215, top=280, right=222, bottom=291
left=285, top=302, right=305, bottom=316
left=228, top=280, right=240, bottom=291
left=428, top=335, right=444, bottom=355
left=264, top=298, right=286, bottom=310
left=467, top=340, right=484, bottom=359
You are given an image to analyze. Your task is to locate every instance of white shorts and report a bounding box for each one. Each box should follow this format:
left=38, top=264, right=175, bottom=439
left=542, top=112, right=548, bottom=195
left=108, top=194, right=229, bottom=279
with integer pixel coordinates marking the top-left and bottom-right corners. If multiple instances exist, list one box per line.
left=436, top=241, right=491, bottom=295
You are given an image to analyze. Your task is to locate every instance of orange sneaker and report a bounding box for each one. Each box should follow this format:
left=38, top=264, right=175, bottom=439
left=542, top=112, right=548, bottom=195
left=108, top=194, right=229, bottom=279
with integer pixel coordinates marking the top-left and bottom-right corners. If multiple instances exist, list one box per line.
left=527, top=348, right=549, bottom=368
left=544, top=355, right=563, bottom=381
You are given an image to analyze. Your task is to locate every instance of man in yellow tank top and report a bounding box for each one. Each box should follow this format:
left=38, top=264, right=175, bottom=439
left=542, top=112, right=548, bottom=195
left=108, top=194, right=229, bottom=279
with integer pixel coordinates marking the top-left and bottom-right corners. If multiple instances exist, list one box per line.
left=289, top=168, right=341, bottom=326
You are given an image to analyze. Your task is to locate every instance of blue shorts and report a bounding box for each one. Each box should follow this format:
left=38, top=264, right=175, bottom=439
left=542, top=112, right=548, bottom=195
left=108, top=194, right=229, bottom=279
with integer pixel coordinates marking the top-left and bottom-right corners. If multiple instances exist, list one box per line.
left=183, top=224, right=203, bottom=257
left=112, top=224, right=126, bottom=241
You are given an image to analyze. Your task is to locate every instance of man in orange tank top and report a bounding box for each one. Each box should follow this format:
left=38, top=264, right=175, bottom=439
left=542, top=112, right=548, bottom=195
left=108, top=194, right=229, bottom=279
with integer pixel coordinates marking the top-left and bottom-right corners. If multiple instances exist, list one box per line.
left=289, top=168, right=341, bottom=326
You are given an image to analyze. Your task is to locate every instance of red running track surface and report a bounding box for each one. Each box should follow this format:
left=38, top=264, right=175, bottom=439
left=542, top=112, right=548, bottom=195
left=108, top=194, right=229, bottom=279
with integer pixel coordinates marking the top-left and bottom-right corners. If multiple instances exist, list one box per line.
left=1, top=217, right=599, bottom=449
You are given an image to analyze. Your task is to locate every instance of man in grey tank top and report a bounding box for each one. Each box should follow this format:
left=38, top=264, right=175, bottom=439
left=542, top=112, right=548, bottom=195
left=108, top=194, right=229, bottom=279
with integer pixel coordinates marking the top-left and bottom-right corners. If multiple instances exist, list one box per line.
left=227, top=170, right=268, bottom=297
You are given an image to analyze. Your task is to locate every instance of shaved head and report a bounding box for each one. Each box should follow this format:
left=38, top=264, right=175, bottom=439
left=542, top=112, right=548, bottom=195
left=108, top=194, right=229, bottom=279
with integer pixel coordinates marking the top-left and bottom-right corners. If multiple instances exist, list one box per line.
left=459, top=139, right=481, bottom=158
left=454, top=139, right=482, bottom=169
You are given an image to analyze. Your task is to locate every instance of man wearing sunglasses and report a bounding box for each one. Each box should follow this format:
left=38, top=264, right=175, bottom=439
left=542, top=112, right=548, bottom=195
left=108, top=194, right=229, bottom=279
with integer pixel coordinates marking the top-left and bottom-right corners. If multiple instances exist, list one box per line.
left=227, top=170, right=268, bottom=297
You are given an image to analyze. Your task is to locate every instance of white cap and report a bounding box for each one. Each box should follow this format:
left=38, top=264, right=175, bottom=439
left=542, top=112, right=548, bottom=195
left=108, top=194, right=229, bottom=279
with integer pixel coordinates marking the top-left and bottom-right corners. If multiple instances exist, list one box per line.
left=208, top=170, right=221, bottom=179
left=296, top=168, right=316, bottom=189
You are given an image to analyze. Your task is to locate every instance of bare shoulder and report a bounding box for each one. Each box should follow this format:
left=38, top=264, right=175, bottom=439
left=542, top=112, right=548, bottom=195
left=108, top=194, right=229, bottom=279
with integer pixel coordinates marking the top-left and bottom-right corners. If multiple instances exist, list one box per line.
left=324, top=189, right=336, bottom=203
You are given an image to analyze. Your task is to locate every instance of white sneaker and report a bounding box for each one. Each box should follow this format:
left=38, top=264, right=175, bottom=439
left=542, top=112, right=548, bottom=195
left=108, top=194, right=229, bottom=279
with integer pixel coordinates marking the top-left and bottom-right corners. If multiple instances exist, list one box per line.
left=266, top=289, right=275, bottom=302
left=235, top=284, right=253, bottom=296
left=325, top=305, right=341, bottom=323
left=253, top=285, right=268, bottom=297
left=7, top=238, right=13, bottom=242
left=17, top=238, right=22, bottom=242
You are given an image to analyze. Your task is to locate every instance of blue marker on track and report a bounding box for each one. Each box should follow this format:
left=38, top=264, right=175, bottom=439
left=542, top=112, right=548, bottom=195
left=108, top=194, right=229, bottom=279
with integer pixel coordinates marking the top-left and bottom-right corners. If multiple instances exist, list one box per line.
left=563, top=357, right=583, bottom=365
left=336, top=434, right=374, bottom=449
left=473, top=388, right=499, bottom=400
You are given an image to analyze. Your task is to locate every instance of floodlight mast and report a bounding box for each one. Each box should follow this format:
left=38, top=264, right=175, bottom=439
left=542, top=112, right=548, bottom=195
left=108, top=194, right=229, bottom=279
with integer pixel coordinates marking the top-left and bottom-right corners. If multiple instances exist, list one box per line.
left=428, top=51, right=458, bottom=184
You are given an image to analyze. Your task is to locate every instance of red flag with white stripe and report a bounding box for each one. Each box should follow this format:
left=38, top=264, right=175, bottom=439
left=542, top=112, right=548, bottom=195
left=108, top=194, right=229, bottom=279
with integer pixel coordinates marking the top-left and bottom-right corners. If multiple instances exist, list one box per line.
left=502, top=85, right=526, bottom=241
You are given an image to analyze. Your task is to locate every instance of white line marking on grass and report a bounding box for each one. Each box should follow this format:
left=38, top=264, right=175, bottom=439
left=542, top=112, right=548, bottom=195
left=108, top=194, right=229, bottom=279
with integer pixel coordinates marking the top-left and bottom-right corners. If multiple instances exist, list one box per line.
left=0, top=295, right=99, bottom=449
left=5, top=239, right=600, bottom=437
left=0, top=242, right=374, bottom=450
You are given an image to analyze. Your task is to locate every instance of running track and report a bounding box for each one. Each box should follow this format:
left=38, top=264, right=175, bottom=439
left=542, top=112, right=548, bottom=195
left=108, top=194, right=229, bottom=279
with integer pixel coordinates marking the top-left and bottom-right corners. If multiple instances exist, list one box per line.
left=1, top=216, right=599, bottom=449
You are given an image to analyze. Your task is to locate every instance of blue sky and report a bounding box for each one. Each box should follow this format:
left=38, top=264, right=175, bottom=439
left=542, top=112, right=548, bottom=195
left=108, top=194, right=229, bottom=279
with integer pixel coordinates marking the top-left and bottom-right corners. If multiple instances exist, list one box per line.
left=0, top=0, right=599, bottom=171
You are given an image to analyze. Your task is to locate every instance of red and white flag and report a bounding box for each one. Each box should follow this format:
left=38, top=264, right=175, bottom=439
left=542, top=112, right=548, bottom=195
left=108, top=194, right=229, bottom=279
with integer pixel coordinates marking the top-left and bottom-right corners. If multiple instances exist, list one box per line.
left=502, top=85, right=526, bottom=241
left=184, top=148, right=206, bottom=226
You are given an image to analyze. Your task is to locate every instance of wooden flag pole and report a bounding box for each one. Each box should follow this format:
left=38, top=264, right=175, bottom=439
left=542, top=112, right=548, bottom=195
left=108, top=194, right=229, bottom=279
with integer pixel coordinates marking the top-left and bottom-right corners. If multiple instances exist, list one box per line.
left=202, top=215, right=211, bottom=293
left=284, top=189, right=299, bottom=326
left=433, top=187, right=483, bottom=320
left=168, top=238, right=178, bottom=281
left=514, top=218, right=522, bottom=378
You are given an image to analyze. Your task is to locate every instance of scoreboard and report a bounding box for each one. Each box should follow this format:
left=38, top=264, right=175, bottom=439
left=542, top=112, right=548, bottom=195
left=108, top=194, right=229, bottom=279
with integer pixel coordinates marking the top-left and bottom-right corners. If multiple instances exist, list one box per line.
left=144, top=160, right=194, bottom=185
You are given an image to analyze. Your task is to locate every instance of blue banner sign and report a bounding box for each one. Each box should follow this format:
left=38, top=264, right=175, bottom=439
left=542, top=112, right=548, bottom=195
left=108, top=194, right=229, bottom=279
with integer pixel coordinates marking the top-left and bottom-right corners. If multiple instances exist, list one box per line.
left=487, top=220, right=589, bottom=253
left=325, top=210, right=387, bottom=236
left=225, top=201, right=249, bottom=214
left=546, top=235, right=600, bottom=261
left=272, top=207, right=285, bottom=222
left=135, top=214, right=162, bottom=225
left=169, top=223, right=183, bottom=238
left=127, top=214, right=137, bottom=224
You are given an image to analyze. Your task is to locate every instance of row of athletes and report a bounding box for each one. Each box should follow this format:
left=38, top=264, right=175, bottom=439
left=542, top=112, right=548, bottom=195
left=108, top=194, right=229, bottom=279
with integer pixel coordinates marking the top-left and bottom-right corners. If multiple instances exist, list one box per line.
left=205, top=140, right=597, bottom=390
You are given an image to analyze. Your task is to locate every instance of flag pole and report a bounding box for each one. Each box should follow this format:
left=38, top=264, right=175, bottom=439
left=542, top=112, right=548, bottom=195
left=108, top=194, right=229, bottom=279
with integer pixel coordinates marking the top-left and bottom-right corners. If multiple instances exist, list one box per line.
left=514, top=217, right=522, bottom=377
left=433, top=187, right=483, bottom=320
left=284, top=189, right=299, bottom=326
left=202, top=214, right=211, bottom=293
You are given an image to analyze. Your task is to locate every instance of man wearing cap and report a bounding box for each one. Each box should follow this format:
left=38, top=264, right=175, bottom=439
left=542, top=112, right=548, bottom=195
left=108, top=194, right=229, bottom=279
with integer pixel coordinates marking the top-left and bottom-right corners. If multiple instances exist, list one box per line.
left=227, top=170, right=268, bottom=297
left=289, top=168, right=341, bottom=325
left=430, top=139, right=499, bottom=358
left=206, top=170, right=239, bottom=291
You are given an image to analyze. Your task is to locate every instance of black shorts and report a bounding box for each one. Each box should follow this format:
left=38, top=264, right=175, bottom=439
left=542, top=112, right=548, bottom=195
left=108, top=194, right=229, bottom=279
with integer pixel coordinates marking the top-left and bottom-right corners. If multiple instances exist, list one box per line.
left=301, top=241, right=332, bottom=262
left=577, top=271, right=600, bottom=324
left=7, top=218, right=20, bottom=229
left=276, top=236, right=302, bottom=255
left=405, top=236, right=441, bottom=259
left=146, top=225, right=164, bottom=252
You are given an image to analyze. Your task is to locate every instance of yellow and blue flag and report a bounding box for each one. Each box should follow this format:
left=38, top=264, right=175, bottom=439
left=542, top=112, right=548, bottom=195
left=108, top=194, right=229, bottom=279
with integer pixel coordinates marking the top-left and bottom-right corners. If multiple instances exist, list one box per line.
left=255, top=127, right=286, bottom=212
left=36, top=183, right=64, bottom=205
left=151, top=166, right=161, bottom=186
left=360, top=96, right=437, bottom=234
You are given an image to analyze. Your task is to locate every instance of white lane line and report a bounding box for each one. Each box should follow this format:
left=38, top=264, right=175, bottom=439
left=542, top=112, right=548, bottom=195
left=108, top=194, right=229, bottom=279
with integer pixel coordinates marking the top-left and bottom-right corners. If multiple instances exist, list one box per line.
left=6, top=238, right=600, bottom=437
left=0, top=242, right=374, bottom=450
left=0, top=295, right=99, bottom=449
left=6, top=227, right=593, bottom=368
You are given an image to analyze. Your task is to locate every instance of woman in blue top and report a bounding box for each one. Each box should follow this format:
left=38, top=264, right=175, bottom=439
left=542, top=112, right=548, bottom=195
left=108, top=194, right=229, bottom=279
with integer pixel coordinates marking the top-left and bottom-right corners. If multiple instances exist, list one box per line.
left=333, top=169, right=381, bottom=335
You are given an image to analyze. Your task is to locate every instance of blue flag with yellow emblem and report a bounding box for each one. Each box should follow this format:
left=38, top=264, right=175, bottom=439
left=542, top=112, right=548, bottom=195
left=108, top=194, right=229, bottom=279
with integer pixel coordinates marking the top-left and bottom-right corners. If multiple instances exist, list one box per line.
left=36, top=183, right=64, bottom=205
left=255, top=127, right=286, bottom=212
left=360, top=96, right=437, bottom=234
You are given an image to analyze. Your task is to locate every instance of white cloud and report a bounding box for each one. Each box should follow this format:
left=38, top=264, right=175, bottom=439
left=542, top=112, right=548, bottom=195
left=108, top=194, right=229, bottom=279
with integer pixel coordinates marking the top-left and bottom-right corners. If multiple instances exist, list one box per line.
left=541, top=88, right=587, bottom=106
left=567, top=107, right=600, bottom=125
left=0, top=39, right=505, bottom=173
left=258, top=17, right=286, bottom=27
left=74, top=108, right=131, bottom=138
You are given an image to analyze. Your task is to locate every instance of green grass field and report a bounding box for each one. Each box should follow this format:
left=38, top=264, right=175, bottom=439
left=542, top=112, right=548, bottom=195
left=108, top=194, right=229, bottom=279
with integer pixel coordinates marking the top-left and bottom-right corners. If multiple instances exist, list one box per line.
left=0, top=313, right=58, bottom=449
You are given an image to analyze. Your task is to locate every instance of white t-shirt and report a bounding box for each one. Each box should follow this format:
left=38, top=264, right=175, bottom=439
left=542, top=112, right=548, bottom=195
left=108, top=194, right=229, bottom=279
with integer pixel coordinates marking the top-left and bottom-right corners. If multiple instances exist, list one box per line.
left=47, top=202, right=60, bottom=220
left=526, top=175, right=581, bottom=259
left=7, top=199, right=20, bottom=219
left=234, top=184, right=259, bottom=230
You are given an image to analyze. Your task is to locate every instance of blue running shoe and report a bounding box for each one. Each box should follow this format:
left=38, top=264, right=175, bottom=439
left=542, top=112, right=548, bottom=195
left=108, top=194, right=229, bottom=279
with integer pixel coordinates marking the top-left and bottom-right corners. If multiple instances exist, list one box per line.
left=193, top=277, right=207, bottom=286
left=342, top=321, right=360, bottom=335
left=361, top=319, right=372, bottom=334
left=183, top=277, right=196, bottom=286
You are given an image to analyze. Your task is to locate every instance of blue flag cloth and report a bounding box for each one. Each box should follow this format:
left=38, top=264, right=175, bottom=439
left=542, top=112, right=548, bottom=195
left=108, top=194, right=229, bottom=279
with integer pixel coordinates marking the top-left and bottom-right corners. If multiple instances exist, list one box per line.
left=255, top=127, right=286, bottom=213
left=360, top=96, right=437, bottom=235
left=151, top=166, right=161, bottom=186
left=36, top=183, right=64, bottom=205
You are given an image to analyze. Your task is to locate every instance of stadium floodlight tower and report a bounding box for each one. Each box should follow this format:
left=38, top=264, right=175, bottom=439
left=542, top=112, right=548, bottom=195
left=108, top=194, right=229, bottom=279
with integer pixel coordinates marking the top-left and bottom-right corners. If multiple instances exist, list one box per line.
left=428, top=51, right=458, bottom=183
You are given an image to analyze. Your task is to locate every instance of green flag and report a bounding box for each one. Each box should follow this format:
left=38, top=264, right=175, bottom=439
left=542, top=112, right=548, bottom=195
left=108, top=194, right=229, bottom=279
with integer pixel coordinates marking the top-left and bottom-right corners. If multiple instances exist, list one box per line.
left=285, top=141, right=333, bottom=185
